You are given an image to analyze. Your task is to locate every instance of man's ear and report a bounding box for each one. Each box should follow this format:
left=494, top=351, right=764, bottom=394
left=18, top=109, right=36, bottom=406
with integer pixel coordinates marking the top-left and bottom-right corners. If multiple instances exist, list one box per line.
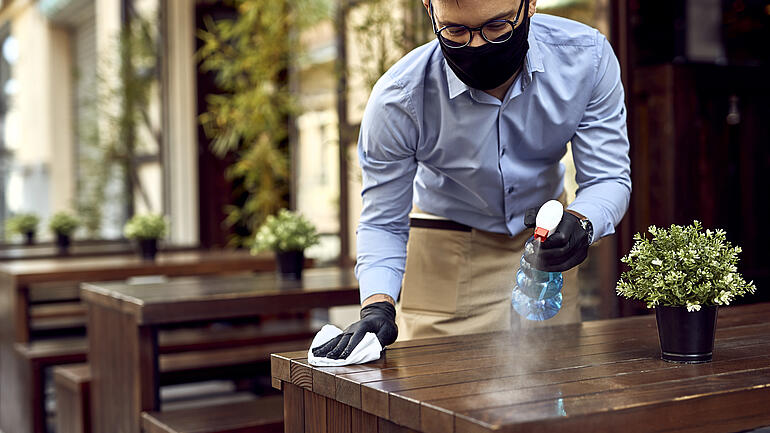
left=528, top=0, right=537, bottom=17
left=422, top=0, right=430, bottom=15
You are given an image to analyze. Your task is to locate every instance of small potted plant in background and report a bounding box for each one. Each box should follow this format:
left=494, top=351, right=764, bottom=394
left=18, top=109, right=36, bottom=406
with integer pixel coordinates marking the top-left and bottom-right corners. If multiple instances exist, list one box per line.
left=253, top=209, right=320, bottom=280
left=123, top=214, right=168, bottom=261
left=6, top=213, right=41, bottom=245
left=616, top=221, right=756, bottom=363
left=49, top=211, right=80, bottom=254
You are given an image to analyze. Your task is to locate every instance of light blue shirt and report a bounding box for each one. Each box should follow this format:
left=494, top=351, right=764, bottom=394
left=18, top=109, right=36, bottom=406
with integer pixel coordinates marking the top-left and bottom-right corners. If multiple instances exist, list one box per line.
left=355, top=14, right=631, bottom=304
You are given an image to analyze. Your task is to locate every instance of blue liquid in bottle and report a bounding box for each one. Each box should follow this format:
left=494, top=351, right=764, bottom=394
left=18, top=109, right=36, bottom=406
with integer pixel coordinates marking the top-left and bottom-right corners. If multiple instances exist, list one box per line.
left=512, top=237, right=563, bottom=321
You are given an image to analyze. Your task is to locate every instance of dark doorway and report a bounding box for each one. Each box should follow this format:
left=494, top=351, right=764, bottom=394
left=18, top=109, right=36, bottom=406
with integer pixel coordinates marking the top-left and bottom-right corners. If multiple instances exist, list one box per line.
left=195, top=2, right=239, bottom=248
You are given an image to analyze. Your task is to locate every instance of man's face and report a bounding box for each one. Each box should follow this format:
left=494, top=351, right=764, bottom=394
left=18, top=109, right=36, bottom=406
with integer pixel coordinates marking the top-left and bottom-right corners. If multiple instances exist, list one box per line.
left=425, top=0, right=535, bottom=47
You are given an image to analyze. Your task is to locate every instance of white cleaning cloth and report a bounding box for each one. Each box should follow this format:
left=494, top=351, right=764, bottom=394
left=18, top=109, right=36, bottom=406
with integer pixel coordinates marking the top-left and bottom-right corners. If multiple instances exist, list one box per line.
left=307, top=324, right=382, bottom=367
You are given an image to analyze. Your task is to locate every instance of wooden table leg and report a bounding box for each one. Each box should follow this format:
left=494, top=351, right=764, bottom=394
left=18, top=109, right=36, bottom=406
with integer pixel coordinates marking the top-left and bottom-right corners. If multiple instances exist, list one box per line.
left=88, top=302, right=159, bottom=433
left=284, top=382, right=305, bottom=433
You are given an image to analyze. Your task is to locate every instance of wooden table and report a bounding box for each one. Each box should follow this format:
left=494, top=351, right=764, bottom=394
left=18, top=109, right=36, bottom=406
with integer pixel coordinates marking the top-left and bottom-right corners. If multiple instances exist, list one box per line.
left=82, top=267, right=360, bottom=433
left=272, top=302, right=770, bottom=433
left=0, top=249, right=285, bottom=344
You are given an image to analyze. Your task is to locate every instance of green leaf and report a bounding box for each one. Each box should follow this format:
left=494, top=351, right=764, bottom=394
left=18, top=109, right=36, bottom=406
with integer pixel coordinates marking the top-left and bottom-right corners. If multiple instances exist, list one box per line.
left=616, top=221, right=757, bottom=308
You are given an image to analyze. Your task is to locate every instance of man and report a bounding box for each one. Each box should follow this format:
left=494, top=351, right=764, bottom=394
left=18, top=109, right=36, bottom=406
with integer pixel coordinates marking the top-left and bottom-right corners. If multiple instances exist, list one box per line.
left=314, top=0, right=631, bottom=360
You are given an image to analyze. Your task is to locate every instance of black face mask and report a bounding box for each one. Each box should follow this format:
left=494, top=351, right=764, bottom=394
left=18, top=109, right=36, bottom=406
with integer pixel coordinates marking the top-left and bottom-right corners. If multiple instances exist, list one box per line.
left=433, top=0, right=531, bottom=91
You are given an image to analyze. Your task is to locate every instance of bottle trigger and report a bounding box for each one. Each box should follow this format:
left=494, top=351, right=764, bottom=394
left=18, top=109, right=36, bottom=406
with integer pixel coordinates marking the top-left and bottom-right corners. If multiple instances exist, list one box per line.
left=534, top=200, right=563, bottom=242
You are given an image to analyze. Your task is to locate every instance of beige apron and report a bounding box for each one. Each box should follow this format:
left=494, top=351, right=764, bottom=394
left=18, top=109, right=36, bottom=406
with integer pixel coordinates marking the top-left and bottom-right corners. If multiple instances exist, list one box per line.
left=396, top=197, right=581, bottom=342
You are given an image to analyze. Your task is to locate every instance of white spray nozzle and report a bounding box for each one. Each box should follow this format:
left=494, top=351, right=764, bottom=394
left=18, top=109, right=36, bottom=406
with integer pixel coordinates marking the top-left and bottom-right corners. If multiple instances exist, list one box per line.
left=534, top=200, right=563, bottom=242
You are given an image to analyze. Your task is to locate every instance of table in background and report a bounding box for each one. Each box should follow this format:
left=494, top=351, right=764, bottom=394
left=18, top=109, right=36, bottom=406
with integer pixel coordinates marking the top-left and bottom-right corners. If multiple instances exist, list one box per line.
left=272, top=302, right=770, bottom=433
left=82, top=266, right=360, bottom=433
left=0, top=249, right=292, bottom=433
left=0, top=249, right=287, bottom=344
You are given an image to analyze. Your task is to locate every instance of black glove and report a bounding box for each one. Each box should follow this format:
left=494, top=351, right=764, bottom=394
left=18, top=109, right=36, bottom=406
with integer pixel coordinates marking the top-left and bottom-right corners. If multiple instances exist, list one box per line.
left=312, top=301, right=398, bottom=360
left=523, top=208, right=590, bottom=272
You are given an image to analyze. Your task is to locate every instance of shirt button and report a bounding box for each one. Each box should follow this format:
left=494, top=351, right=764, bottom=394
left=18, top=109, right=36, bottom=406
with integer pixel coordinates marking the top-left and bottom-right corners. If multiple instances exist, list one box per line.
left=507, top=187, right=514, bottom=194
left=501, top=148, right=506, bottom=156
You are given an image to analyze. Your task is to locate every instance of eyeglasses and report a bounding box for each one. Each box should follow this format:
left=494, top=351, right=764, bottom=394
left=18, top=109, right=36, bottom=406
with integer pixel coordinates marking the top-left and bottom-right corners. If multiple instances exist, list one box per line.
left=429, top=0, right=526, bottom=49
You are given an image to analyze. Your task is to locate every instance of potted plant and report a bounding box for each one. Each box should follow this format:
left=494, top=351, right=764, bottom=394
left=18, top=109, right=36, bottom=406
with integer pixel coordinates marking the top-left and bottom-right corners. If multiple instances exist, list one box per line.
left=49, top=212, right=80, bottom=254
left=123, top=214, right=168, bottom=261
left=252, top=209, right=320, bottom=280
left=6, top=213, right=40, bottom=245
left=616, top=221, right=756, bottom=363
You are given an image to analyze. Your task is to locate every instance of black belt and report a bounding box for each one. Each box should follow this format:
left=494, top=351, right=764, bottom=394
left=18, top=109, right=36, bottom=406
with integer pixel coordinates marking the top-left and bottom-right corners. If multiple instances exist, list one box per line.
left=409, top=217, right=472, bottom=232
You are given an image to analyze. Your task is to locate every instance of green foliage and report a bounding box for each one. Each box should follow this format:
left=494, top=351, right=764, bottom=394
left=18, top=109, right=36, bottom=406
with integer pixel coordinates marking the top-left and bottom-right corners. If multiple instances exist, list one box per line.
left=49, top=212, right=81, bottom=236
left=351, top=0, right=432, bottom=91
left=616, top=221, right=756, bottom=311
left=252, top=209, right=320, bottom=252
left=197, top=0, right=330, bottom=247
left=537, top=0, right=601, bottom=30
left=6, top=213, right=40, bottom=236
left=123, top=214, right=168, bottom=240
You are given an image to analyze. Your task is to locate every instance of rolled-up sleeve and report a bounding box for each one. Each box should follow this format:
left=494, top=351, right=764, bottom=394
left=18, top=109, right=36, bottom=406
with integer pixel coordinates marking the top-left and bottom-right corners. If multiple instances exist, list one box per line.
left=568, top=34, right=632, bottom=242
left=355, top=79, right=419, bottom=304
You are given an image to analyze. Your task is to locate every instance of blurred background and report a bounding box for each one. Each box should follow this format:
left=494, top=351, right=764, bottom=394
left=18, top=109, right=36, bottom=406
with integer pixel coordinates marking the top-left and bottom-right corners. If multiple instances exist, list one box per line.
left=0, top=0, right=766, bottom=319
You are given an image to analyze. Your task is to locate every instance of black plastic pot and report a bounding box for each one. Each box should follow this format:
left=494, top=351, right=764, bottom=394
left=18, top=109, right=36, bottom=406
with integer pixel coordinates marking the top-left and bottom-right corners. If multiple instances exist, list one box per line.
left=138, top=238, right=158, bottom=261
left=276, top=250, right=304, bottom=280
left=56, top=234, right=71, bottom=255
left=24, top=231, right=35, bottom=245
left=656, top=305, right=718, bottom=363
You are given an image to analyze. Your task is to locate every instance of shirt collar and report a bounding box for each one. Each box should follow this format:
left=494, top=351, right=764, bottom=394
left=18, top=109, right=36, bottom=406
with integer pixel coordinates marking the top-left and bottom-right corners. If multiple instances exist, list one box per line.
left=445, top=59, right=469, bottom=99
left=444, top=24, right=545, bottom=100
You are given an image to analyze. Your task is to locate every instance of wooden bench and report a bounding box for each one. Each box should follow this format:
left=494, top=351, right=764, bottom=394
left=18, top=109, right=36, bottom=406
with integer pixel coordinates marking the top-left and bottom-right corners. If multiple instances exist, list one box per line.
left=29, top=301, right=87, bottom=338
left=141, top=397, right=284, bottom=433
left=53, top=364, right=91, bottom=433
left=24, top=319, right=317, bottom=433
left=12, top=338, right=89, bottom=433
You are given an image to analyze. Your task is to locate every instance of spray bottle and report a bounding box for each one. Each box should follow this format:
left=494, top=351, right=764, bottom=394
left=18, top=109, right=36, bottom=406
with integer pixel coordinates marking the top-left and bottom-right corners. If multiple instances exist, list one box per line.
left=511, top=200, right=564, bottom=321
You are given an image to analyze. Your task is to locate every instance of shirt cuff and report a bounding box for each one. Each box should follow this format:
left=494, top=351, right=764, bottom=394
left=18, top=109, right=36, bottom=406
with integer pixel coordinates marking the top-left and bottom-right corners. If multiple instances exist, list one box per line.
left=566, top=201, right=612, bottom=244
left=357, top=266, right=403, bottom=304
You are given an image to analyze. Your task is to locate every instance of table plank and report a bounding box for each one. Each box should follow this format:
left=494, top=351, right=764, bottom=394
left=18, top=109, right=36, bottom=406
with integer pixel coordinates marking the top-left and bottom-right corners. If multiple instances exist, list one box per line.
left=458, top=367, right=770, bottom=432
left=430, top=354, right=770, bottom=415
